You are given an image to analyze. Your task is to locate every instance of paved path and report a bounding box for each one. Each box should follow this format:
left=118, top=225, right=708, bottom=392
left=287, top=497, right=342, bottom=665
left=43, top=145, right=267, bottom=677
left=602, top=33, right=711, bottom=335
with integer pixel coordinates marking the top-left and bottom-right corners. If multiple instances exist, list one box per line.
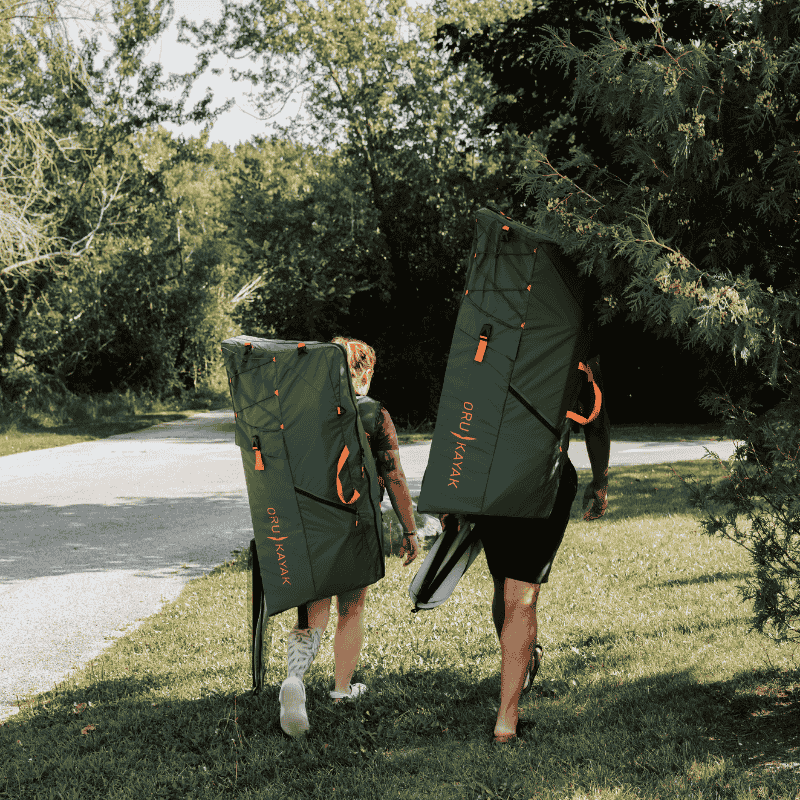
left=0, top=409, right=736, bottom=721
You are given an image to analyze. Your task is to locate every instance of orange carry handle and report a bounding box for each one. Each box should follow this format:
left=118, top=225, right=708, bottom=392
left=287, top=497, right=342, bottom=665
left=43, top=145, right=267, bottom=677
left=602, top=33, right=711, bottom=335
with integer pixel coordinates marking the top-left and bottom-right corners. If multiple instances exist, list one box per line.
left=336, top=446, right=360, bottom=505
left=566, top=362, right=602, bottom=425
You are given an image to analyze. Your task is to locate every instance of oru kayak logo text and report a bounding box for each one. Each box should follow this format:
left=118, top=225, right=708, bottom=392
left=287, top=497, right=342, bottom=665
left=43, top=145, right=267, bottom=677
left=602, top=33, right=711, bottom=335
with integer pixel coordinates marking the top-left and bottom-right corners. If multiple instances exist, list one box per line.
left=449, top=401, right=476, bottom=488
left=266, top=507, right=291, bottom=585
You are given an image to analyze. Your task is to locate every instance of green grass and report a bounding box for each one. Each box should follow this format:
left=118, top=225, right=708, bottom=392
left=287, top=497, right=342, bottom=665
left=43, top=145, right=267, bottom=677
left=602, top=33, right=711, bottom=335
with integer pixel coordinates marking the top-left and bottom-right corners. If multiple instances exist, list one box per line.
left=0, top=412, right=206, bottom=457
left=2, top=460, right=798, bottom=799
left=570, top=422, right=725, bottom=443
left=0, top=390, right=230, bottom=457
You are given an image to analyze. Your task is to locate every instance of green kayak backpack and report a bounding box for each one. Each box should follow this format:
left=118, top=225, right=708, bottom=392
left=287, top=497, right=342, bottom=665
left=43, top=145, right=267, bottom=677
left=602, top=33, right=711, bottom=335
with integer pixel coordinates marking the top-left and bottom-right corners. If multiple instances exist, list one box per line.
left=417, top=208, right=601, bottom=522
left=222, top=337, right=384, bottom=687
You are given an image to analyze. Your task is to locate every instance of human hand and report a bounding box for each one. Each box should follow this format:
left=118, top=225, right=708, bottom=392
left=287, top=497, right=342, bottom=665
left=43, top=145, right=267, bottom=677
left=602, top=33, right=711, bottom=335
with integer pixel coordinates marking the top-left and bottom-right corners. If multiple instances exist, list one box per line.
left=399, top=533, right=419, bottom=566
left=582, top=481, right=608, bottom=521
left=439, top=513, right=468, bottom=533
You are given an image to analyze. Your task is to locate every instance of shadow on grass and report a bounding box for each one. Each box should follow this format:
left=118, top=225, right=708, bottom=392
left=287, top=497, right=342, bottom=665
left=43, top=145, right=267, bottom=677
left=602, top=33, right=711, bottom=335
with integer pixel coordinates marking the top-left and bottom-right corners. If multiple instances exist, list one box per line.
left=572, top=423, right=726, bottom=443
left=3, top=655, right=798, bottom=799
left=651, top=571, right=753, bottom=589
left=571, top=459, right=730, bottom=522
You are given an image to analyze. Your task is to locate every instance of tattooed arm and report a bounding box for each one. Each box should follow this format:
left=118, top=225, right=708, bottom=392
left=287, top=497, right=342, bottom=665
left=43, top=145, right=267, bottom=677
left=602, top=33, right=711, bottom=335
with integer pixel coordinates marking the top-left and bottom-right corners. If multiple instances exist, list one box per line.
left=378, top=449, right=417, bottom=535
left=372, top=407, right=418, bottom=563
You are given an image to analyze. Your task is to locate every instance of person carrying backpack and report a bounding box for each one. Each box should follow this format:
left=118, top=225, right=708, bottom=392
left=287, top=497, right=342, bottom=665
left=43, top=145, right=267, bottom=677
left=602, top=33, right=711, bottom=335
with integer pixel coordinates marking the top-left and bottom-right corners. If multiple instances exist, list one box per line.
left=279, top=337, right=419, bottom=738
left=436, top=343, right=609, bottom=744
left=480, top=348, right=609, bottom=744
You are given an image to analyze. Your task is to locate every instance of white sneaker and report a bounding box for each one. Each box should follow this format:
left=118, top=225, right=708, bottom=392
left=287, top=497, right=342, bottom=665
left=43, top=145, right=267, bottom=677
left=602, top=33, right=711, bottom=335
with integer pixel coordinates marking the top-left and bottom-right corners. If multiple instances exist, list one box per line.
left=279, top=676, right=309, bottom=737
left=330, top=683, right=368, bottom=701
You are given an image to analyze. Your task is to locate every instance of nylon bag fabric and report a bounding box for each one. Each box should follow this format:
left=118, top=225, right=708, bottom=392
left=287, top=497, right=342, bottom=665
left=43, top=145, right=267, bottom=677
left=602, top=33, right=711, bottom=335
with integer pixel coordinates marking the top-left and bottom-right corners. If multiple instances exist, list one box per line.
left=222, top=338, right=384, bottom=619
left=418, top=208, right=590, bottom=520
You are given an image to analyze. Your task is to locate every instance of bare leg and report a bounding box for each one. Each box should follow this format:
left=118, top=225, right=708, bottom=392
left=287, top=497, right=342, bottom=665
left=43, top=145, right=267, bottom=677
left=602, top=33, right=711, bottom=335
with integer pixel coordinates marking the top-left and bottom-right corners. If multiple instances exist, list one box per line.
left=333, top=586, right=368, bottom=697
left=495, top=578, right=540, bottom=740
left=306, top=597, right=332, bottom=632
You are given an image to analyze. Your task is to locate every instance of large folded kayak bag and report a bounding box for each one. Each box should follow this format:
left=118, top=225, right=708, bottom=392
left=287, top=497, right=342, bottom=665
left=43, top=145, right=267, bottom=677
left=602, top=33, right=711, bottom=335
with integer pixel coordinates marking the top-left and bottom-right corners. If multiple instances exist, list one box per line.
left=418, top=208, right=599, bottom=521
left=221, top=338, right=384, bottom=620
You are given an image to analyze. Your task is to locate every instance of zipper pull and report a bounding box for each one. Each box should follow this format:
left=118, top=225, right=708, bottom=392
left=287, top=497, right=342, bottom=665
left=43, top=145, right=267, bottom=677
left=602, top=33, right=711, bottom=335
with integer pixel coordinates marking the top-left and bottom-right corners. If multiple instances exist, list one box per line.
left=252, top=436, right=265, bottom=471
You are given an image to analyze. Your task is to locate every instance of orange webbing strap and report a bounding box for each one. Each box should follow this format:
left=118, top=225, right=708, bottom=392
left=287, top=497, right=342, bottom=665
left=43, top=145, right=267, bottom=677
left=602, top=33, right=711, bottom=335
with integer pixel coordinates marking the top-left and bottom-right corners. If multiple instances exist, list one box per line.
left=474, top=335, right=489, bottom=362
left=566, top=362, right=602, bottom=425
left=336, top=446, right=361, bottom=505
left=474, top=324, right=492, bottom=363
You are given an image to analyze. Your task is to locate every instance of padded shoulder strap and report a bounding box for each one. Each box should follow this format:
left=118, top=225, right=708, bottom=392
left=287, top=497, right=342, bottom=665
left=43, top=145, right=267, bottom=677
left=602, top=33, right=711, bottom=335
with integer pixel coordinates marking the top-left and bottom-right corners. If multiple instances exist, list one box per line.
left=356, top=395, right=382, bottom=442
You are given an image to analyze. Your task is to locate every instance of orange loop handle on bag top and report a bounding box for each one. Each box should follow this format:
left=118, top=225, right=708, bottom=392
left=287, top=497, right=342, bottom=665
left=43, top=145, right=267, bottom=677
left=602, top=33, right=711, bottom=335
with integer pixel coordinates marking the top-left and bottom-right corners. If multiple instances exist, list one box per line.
left=566, top=362, right=602, bottom=425
left=336, top=446, right=360, bottom=505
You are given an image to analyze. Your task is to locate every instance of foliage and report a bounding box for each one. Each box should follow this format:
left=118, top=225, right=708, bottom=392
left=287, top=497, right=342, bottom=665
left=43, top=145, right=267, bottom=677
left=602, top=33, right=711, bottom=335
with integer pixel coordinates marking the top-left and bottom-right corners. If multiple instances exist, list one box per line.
left=182, top=0, right=513, bottom=423
left=517, top=0, right=800, bottom=365
left=46, top=130, right=240, bottom=394
left=0, top=0, right=175, bottom=398
left=437, top=0, right=753, bottom=176
left=514, top=0, right=800, bottom=640
left=0, top=1, right=243, bottom=402
left=439, top=1, right=767, bottom=423
left=222, top=138, right=385, bottom=341
left=688, top=384, right=800, bottom=643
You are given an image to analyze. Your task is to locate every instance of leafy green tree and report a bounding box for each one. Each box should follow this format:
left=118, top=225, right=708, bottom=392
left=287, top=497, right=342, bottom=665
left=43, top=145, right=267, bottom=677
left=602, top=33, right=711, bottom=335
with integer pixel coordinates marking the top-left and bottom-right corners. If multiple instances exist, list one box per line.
left=517, top=0, right=800, bottom=640
left=437, top=0, right=753, bottom=174
left=221, top=137, right=384, bottom=342
left=518, top=0, right=799, bottom=367
left=182, top=0, right=511, bottom=422
left=437, top=0, right=772, bottom=423
left=1, top=0, right=170, bottom=398
left=0, top=0, right=228, bottom=403
left=38, top=130, right=241, bottom=395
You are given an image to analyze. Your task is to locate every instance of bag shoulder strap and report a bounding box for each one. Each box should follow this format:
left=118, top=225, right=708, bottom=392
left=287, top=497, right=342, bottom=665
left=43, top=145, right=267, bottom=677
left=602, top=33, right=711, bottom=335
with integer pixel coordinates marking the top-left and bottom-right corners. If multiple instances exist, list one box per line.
left=356, top=395, right=382, bottom=449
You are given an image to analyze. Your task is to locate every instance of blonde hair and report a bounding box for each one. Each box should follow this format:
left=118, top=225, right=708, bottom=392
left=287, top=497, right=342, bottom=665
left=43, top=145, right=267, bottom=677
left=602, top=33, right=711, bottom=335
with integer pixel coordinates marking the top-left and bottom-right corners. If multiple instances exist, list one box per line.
left=332, top=336, right=376, bottom=397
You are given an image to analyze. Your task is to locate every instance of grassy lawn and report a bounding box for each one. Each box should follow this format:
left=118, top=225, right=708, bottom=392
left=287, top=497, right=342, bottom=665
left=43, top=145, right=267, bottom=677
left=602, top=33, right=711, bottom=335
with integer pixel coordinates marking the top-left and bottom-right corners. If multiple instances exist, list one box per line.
left=0, top=390, right=231, bottom=457
left=0, top=412, right=205, bottom=457
left=2, top=460, right=798, bottom=799
left=569, top=422, right=726, bottom=444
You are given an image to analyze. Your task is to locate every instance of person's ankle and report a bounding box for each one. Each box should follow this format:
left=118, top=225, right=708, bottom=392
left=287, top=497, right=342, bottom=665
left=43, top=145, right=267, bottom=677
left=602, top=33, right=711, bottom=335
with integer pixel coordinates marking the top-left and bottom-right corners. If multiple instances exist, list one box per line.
left=494, top=711, right=518, bottom=736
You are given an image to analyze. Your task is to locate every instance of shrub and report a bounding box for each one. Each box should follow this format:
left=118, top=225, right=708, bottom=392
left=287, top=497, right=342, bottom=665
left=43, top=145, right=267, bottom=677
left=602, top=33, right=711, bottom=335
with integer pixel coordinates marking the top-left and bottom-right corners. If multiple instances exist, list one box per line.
left=689, top=391, right=800, bottom=643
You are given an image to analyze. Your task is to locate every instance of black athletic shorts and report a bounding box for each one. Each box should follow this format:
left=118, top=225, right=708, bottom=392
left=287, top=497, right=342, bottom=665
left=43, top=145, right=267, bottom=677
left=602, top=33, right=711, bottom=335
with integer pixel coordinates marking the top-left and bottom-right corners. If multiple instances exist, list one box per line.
left=474, top=459, right=578, bottom=585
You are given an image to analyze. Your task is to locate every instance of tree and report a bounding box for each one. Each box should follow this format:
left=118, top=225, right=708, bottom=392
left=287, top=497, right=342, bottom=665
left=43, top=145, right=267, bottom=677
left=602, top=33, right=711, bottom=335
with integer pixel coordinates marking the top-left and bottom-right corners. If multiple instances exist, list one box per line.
left=37, top=130, right=241, bottom=396
left=517, top=0, right=800, bottom=640
left=1, top=2, right=124, bottom=399
left=437, top=0, right=754, bottom=173
left=518, top=0, right=799, bottom=366
left=182, top=0, right=512, bottom=422
left=437, top=1, right=774, bottom=422
left=0, top=0, right=222, bottom=402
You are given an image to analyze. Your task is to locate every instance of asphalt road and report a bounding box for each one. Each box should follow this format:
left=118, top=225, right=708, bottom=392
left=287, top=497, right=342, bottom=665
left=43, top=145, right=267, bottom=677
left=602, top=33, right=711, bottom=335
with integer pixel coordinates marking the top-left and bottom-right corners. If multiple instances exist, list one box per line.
left=0, top=409, right=736, bottom=722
